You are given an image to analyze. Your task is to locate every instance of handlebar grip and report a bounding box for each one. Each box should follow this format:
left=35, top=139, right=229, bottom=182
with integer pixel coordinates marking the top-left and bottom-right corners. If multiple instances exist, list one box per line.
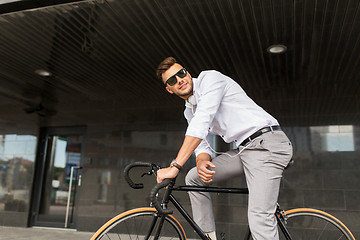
left=150, top=179, right=173, bottom=215
left=124, top=162, right=153, bottom=189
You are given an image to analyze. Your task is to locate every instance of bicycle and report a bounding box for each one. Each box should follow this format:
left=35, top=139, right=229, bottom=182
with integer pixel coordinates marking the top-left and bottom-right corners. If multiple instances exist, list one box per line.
left=90, top=162, right=355, bottom=240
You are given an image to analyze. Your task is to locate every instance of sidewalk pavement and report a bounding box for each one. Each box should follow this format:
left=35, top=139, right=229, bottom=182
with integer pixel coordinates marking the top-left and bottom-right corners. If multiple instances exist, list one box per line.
left=0, top=226, right=94, bottom=240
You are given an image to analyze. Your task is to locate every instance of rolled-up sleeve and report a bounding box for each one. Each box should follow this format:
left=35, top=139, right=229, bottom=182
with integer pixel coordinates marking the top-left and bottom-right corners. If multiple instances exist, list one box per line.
left=184, top=105, right=212, bottom=157
left=185, top=71, right=226, bottom=139
left=194, top=135, right=213, bottom=157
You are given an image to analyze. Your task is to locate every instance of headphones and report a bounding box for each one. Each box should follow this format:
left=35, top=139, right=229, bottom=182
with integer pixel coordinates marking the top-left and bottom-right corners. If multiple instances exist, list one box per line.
left=185, top=95, right=196, bottom=113
left=187, top=95, right=196, bottom=106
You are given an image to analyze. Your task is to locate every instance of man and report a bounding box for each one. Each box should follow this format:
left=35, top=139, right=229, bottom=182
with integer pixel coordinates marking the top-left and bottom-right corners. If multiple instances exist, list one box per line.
left=156, top=57, right=293, bottom=240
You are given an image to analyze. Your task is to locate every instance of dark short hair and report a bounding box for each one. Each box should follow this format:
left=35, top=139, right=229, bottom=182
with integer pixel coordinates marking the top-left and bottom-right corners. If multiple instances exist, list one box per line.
left=156, top=57, right=177, bottom=81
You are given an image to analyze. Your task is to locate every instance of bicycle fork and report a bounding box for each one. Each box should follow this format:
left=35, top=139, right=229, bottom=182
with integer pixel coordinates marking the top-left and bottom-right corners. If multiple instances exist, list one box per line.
left=153, top=214, right=167, bottom=240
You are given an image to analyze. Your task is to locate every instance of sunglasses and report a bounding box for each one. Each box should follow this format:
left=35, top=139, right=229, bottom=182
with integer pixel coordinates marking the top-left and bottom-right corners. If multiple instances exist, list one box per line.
left=164, top=68, right=187, bottom=86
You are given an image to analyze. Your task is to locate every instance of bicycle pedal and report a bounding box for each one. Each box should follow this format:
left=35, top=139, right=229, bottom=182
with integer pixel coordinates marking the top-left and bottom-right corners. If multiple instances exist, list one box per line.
left=220, top=232, right=225, bottom=240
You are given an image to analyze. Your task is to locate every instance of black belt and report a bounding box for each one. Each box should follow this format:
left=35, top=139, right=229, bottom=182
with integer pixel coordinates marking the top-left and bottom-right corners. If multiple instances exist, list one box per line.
left=240, top=126, right=281, bottom=146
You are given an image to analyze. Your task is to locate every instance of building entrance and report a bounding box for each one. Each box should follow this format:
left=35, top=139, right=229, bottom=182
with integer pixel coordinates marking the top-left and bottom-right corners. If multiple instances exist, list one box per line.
left=29, top=127, right=84, bottom=228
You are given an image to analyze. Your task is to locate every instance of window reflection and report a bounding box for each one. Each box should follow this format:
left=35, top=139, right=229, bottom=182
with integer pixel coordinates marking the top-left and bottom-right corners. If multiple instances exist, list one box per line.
left=0, top=134, right=37, bottom=212
left=310, top=125, right=354, bottom=152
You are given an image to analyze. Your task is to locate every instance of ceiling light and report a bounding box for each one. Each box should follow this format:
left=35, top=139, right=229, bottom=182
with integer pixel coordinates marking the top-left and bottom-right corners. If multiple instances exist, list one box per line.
left=35, top=69, right=52, bottom=77
left=267, top=44, right=287, bottom=54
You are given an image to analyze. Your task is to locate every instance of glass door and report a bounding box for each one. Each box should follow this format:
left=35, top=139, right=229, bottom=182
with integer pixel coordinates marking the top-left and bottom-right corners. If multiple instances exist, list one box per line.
left=31, top=131, right=83, bottom=228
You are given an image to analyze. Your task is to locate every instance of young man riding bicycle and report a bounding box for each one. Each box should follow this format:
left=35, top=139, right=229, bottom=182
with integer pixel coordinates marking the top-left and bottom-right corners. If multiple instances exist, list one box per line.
left=156, top=57, right=293, bottom=240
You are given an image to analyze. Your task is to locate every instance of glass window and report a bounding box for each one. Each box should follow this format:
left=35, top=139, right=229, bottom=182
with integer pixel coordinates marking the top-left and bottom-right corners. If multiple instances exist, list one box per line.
left=310, top=125, right=354, bottom=152
left=0, top=134, right=37, bottom=212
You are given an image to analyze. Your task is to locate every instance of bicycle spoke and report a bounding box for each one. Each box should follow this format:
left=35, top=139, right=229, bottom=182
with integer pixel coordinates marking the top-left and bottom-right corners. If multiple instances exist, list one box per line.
left=92, top=209, right=185, bottom=240
left=135, top=215, right=139, bottom=240
left=317, top=221, right=328, bottom=240
left=124, top=217, right=132, bottom=240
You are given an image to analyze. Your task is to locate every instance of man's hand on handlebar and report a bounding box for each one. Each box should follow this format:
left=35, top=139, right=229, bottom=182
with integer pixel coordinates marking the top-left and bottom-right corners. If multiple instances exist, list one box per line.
left=157, top=167, right=179, bottom=183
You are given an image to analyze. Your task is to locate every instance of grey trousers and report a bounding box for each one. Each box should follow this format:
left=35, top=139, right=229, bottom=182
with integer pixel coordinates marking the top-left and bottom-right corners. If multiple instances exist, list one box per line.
left=185, top=130, right=293, bottom=240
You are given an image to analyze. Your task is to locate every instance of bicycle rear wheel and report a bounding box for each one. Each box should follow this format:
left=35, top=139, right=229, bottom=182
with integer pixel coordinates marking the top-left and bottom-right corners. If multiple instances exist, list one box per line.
left=279, top=208, right=355, bottom=240
left=91, top=207, right=186, bottom=240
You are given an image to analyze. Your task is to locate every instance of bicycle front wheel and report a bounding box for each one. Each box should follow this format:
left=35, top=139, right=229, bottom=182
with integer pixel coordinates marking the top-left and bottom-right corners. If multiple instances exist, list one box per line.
left=90, top=207, right=186, bottom=240
left=279, top=208, right=355, bottom=240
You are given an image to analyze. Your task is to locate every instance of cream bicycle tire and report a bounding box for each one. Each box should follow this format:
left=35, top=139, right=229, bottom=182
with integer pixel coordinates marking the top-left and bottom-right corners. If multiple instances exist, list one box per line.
left=278, top=208, right=355, bottom=240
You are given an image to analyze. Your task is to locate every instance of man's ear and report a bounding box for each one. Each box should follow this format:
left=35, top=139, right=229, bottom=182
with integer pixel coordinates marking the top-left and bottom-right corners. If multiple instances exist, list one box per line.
left=165, top=86, right=174, bottom=94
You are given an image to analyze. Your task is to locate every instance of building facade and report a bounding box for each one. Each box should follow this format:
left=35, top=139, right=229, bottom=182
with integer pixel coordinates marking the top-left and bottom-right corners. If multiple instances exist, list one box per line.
left=0, top=0, right=360, bottom=239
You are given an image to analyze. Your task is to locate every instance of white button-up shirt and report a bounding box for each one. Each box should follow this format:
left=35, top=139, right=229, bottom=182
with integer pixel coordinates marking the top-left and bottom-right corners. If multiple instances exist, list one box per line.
left=184, top=70, right=279, bottom=156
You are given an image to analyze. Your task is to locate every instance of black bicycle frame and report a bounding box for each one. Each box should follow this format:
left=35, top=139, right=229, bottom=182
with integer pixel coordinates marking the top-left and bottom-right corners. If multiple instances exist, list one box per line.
left=151, top=185, right=248, bottom=240
left=151, top=184, right=292, bottom=240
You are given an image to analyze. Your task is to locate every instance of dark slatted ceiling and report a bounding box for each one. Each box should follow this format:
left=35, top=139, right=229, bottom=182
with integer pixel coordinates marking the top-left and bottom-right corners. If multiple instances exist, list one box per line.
left=0, top=0, right=360, bottom=133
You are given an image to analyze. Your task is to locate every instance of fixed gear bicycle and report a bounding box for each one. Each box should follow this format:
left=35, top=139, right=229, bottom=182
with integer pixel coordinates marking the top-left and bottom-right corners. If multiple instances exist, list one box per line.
left=90, top=162, right=355, bottom=240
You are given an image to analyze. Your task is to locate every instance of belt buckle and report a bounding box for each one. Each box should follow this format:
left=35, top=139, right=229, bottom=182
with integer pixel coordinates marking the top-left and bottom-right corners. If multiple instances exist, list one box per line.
left=242, top=137, right=252, bottom=146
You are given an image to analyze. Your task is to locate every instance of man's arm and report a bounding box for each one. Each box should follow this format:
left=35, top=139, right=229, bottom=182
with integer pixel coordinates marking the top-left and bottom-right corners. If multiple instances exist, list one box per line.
left=157, top=135, right=201, bottom=183
left=157, top=135, right=216, bottom=183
